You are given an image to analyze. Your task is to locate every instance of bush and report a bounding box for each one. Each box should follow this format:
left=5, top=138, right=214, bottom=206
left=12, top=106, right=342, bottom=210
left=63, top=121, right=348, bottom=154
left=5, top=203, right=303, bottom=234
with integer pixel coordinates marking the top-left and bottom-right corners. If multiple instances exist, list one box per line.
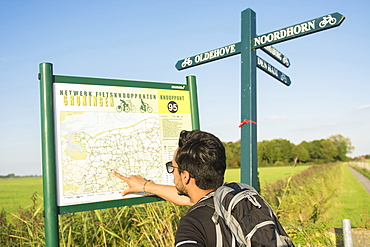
left=0, top=194, right=188, bottom=247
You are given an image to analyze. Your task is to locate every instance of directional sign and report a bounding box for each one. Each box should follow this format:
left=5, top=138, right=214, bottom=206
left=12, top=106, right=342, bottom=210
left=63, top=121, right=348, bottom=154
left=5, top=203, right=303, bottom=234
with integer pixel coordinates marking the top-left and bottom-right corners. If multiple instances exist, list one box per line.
left=257, top=56, right=291, bottom=86
left=174, top=8, right=345, bottom=191
left=261, top=45, right=290, bottom=68
left=175, top=42, right=241, bottom=70
left=253, top=12, right=345, bottom=48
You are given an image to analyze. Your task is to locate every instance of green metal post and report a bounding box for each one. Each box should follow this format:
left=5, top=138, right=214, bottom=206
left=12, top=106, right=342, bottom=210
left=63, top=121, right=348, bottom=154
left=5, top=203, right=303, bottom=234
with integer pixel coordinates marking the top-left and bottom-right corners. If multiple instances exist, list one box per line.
left=187, top=75, right=200, bottom=130
left=240, top=9, right=258, bottom=190
left=39, top=63, right=59, bottom=246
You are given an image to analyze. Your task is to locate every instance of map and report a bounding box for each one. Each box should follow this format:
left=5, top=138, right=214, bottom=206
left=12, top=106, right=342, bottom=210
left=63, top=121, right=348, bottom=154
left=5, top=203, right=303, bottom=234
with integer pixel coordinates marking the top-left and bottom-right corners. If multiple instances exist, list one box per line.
left=57, top=112, right=171, bottom=205
left=53, top=82, right=192, bottom=206
left=61, top=112, right=162, bottom=190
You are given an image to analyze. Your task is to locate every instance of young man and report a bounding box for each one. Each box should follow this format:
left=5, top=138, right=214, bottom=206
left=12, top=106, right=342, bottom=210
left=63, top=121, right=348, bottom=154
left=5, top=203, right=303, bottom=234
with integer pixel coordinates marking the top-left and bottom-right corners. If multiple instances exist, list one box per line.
left=113, top=130, right=226, bottom=246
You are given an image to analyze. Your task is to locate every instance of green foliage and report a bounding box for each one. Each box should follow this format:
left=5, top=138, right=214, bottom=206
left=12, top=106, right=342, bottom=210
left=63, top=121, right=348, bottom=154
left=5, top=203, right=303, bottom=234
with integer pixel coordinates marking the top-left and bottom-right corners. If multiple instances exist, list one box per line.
left=292, top=144, right=310, bottom=163
left=261, top=163, right=370, bottom=245
left=0, top=192, right=45, bottom=246
left=223, top=140, right=240, bottom=168
left=329, top=134, right=354, bottom=161
left=1, top=164, right=368, bottom=246
left=258, top=139, right=295, bottom=167
left=223, top=134, right=354, bottom=167
left=0, top=194, right=188, bottom=246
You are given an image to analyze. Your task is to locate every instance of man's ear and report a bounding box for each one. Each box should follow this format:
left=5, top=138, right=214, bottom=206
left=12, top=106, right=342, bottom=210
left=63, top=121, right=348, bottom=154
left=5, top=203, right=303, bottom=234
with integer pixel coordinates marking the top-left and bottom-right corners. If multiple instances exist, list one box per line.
left=181, top=170, right=191, bottom=185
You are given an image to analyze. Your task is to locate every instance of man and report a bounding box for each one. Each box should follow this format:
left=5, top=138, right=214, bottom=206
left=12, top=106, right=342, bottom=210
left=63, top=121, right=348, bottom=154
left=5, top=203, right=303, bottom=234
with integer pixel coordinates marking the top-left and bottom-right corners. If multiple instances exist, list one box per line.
left=113, top=130, right=226, bottom=246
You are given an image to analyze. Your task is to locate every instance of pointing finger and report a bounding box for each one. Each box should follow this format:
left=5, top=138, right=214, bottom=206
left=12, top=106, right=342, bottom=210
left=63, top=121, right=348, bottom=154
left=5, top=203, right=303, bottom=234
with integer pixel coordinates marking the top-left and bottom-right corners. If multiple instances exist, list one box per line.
left=112, top=171, right=128, bottom=181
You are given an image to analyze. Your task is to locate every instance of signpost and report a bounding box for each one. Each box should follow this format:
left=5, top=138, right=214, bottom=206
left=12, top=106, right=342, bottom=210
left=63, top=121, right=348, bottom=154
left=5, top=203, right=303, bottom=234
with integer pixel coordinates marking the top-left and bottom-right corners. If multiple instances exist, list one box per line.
left=175, top=9, right=345, bottom=190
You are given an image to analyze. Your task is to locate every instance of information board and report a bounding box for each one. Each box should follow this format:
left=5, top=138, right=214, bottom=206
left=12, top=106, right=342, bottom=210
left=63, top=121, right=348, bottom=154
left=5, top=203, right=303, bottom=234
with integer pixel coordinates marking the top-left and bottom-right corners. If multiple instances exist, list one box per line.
left=39, top=64, right=199, bottom=217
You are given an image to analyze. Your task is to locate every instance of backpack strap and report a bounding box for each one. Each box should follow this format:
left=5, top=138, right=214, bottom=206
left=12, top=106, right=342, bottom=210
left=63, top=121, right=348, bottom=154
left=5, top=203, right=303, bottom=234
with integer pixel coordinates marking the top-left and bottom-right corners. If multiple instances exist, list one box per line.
left=187, top=192, right=215, bottom=214
left=188, top=192, right=237, bottom=247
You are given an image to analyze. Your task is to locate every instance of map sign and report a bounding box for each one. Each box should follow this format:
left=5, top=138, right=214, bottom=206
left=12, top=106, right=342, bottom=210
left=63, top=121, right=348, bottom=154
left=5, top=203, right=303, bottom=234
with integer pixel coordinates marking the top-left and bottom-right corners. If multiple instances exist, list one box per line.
left=53, top=82, right=192, bottom=206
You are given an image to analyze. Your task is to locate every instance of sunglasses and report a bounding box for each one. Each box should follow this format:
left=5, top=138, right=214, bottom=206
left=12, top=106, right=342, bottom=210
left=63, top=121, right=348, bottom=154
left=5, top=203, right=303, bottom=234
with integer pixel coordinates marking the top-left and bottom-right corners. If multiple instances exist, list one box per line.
left=165, top=161, right=179, bottom=174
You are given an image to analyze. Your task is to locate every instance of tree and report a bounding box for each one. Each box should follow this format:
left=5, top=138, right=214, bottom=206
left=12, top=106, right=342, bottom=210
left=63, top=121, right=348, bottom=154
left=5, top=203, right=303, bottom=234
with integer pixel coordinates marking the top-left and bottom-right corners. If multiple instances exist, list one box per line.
left=292, top=144, right=310, bottom=163
left=328, top=134, right=354, bottom=161
left=320, top=139, right=337, bottom=163
left=258, top=140, right=277, bottom=167
left=224, top=141, right=241, bottom=168
left=258, top=139, right=294, bottom=166
left=272, top=139, right=295, bottom=164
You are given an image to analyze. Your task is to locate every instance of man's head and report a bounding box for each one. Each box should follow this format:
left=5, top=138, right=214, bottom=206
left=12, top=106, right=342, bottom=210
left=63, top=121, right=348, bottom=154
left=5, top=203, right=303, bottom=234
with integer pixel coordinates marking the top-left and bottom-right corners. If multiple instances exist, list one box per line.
left=174, top=130, right=226, bottom=191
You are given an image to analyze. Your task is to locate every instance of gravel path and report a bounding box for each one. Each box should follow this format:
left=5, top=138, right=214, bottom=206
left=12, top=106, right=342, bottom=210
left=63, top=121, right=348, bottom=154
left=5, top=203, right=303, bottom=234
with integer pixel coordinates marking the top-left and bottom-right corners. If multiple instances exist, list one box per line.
left=347, top=165, right=370, bottom=193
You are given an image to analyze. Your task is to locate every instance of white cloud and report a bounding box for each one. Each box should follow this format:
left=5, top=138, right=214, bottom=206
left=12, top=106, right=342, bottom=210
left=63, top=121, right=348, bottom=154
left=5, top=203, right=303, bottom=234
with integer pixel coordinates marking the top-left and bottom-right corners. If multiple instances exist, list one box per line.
left=267, top=115, right=287, bottom=120
left=356, top=104, right=370, bottom=110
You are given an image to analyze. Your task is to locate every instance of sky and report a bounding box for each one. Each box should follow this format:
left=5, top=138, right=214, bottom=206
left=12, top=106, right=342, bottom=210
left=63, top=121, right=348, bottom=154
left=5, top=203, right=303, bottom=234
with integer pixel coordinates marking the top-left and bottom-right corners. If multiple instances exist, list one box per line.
left=1, top=0, right=369, bottom=176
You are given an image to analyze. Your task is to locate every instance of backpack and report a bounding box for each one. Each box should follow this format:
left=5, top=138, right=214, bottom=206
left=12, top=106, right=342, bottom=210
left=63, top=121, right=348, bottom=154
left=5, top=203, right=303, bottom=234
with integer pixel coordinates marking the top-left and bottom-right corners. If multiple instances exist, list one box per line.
left=190, top=182, right=294, bottom=247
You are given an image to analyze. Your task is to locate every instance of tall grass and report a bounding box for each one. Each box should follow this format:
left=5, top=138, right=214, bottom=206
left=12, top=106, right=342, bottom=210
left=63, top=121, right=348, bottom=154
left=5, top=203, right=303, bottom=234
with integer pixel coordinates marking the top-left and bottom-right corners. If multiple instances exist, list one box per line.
left=1, top=163, right=369, bottom=246
left=261, top=163, right=370, bottom=246
left=0, top=192, right=188, bottom=246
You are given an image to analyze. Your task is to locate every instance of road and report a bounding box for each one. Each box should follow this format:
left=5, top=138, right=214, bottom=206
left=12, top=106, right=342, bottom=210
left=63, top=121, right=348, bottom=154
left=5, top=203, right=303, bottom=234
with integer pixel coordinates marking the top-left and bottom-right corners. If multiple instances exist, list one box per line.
left=347, top=165, right=370, bottom=193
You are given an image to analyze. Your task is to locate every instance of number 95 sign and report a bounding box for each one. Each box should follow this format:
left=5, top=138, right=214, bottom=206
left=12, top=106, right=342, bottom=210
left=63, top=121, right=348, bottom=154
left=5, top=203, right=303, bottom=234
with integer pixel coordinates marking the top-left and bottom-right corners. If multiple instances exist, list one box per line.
left=167, top=101, right=178, bottom=113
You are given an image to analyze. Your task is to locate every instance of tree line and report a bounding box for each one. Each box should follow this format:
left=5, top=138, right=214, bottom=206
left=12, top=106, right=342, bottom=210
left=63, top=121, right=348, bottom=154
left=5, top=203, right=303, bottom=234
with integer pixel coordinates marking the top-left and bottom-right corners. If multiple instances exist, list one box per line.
left=0, top=174, right=41, bottom=179
left=223, top=134, right=353, bottom=168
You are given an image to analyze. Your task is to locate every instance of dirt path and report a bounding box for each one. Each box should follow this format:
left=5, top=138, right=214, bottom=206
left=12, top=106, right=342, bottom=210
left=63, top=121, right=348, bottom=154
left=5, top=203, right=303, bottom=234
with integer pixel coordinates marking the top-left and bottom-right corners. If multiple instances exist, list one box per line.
left=347, top=165, right=370, bottom=193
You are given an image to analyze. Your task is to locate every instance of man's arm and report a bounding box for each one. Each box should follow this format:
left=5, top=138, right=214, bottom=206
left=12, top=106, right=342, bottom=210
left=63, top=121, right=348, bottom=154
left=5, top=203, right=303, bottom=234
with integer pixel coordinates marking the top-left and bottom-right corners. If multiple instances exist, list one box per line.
left=112, top=171, right=193, bottom=206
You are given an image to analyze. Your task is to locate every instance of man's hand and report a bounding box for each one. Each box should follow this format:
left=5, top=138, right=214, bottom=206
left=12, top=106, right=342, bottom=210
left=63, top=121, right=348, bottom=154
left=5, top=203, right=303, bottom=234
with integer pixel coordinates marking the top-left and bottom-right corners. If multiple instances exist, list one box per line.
left=112, top=171, right=153, bottom=196
left=112, top=171, right=193, bottom=206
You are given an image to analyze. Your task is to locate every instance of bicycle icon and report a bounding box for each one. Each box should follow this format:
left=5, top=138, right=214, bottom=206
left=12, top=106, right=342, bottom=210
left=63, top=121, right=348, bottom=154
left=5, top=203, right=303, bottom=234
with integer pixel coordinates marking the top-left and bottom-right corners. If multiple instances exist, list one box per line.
left=280, top=73, right=287, bottom=83
left=181, top=57, right=193, bottom=68
left=282, top=56, right=290, bottom=67
left=319, top=14, right=337, bottom=28
left=140, top=99, right=153, bottom=113
left=116, top=99, right=136, bottom=113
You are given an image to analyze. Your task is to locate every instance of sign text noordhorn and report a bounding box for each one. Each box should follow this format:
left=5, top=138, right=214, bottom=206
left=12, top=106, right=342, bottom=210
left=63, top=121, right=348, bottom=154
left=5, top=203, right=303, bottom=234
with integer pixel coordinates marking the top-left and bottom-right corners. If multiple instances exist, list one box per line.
left=253, top=12, right=345, bottom=48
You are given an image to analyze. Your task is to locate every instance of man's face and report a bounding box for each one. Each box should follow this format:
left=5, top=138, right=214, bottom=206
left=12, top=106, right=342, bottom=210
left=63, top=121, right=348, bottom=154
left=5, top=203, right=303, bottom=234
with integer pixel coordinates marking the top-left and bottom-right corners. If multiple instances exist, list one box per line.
left=172, top=148, right=188, bottom=197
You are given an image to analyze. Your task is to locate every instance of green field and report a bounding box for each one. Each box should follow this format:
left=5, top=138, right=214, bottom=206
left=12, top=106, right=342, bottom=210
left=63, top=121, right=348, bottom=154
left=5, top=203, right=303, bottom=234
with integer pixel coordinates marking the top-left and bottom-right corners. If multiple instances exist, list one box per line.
left=225, top=165, right=311, bottom=185
left=0, top=177, right=43, bottom=213
left=324, top=164, right=370, bottom=227
left=0, top=166, right=307, bottom=213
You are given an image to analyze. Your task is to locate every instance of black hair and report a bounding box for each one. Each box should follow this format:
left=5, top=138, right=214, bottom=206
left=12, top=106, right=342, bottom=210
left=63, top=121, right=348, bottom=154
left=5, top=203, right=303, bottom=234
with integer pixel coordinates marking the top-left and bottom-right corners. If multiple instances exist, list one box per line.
left=175, top=130, right=226, bottom=190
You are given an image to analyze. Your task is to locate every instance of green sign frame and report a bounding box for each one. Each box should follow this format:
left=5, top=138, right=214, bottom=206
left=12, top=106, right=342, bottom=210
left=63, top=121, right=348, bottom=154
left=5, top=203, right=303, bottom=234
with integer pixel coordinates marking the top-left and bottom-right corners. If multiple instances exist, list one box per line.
left=39, top=63, right=200, bottom=246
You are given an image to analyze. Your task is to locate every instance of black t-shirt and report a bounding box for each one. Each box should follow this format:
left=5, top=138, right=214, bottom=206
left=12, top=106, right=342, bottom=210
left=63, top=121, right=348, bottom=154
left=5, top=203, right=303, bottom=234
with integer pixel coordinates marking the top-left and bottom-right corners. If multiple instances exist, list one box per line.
left=175, top=197, right=216, bottom=247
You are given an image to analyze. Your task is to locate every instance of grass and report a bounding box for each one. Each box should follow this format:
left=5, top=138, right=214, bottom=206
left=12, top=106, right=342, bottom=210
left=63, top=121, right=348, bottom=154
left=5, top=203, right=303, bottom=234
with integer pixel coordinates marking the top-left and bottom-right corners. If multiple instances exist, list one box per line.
left=1, top=164, right=369, bottom=246
left=259, top=163, right=370, bottom=246
left=225, top=165, right=311, bottom=186
left=0, top=177, right=43, bottom=213
left=0, top=167, right=304, bottom=214
left=350, top=164, right=370, bottom=179
left=261, top=163, right=370, bottom=229
left=324, top=164, right=370, bottom=228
